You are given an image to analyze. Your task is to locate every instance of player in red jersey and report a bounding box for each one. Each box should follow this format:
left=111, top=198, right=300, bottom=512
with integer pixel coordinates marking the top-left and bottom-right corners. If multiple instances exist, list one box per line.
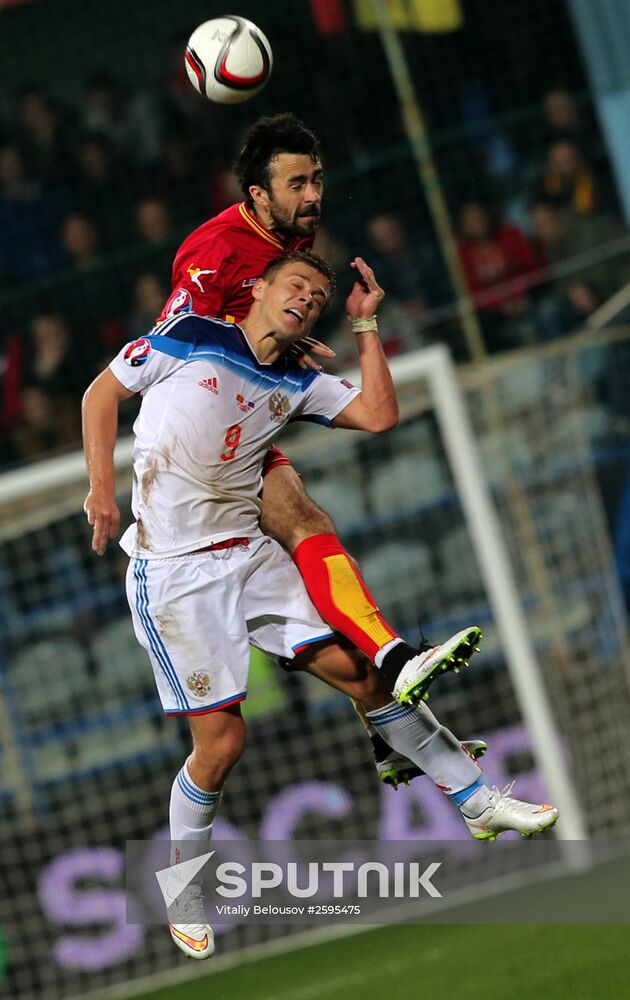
left=158, top=114, right=485, bottom=785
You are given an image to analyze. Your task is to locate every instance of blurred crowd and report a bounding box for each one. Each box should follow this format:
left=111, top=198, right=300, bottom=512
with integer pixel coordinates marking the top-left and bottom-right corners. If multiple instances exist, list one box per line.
left=1, top=62, right=629, bottom=468
left=328, top=87, right=628, bottom=360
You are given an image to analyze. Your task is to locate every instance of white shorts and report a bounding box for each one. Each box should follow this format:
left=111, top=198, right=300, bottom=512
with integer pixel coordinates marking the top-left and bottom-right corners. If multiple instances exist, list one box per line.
left=125, top=536, right=334, bottom=715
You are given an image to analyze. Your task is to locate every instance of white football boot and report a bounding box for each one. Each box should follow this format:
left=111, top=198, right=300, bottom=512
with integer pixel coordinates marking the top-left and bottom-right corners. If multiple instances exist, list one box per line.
left=462, top=782, right=560, bottom=841
left=166, top=881, right=215, bottom=960
left=392, top=627, right=483, bottom=706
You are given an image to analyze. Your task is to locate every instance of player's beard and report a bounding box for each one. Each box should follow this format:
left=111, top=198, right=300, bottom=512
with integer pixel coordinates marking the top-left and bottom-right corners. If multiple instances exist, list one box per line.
left=269, top=202, right=321, bottom=240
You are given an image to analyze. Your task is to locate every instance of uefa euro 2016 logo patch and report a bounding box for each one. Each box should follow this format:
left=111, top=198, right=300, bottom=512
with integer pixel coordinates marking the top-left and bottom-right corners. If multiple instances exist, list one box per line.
left=124, top=338, right=152, bottom=366
left=165, top=287, right=193, bottom=317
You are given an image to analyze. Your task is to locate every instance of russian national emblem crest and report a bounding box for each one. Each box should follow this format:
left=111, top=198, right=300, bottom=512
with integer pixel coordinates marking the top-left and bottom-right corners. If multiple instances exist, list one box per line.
left=186, top=671, right=211, bottom=698
left=269, top=391, right=290, bottom=423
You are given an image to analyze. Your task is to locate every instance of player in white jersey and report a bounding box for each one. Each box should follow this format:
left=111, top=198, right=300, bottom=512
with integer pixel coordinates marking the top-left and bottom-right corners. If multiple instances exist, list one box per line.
left=82, top=250, right=559, bottom=960
left=115, top=312, right=363, bottom=565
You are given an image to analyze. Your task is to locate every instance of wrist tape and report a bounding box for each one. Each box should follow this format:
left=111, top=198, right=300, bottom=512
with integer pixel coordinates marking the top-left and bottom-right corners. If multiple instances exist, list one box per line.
left=349, top=315, right=378, bottom=333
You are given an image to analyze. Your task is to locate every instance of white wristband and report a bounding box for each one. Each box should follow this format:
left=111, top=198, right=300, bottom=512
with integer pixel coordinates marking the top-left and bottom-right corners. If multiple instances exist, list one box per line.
left=349, top=315, right=378, bottom=333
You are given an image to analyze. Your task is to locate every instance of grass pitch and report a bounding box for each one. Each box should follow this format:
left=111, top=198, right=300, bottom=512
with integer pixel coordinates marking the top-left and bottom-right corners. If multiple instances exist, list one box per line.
left=129, top=924, right=628, bottom=1000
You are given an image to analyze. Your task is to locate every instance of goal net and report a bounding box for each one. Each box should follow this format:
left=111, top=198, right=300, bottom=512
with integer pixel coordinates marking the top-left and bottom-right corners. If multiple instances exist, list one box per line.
left=2, top=334, right=630, bottom=1000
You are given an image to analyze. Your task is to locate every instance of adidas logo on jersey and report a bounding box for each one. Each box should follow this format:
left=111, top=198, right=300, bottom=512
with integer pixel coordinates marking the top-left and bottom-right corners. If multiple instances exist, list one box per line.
left=199, top=377, right=219, bottom=394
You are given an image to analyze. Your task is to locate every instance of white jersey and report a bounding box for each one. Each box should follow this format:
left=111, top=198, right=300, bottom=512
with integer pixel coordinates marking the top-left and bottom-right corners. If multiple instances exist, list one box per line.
left=110, top=313, right=360, bottom=558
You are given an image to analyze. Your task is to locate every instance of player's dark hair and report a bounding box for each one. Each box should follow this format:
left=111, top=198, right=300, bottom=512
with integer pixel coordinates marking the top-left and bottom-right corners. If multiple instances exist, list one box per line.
left=235, top=113, right=321, bottom=202
left=262, top=249, right=336, bottom=297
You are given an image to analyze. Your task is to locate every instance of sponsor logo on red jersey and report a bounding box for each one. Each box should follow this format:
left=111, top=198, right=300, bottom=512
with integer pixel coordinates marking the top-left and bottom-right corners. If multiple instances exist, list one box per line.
left=186, top=264, right=216, bottom=292
left=124, top=338, right=151, bottom=366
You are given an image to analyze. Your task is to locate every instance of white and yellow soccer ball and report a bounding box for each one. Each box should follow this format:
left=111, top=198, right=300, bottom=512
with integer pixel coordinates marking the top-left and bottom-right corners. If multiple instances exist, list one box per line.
left=185, top=16, right=273, bottom=104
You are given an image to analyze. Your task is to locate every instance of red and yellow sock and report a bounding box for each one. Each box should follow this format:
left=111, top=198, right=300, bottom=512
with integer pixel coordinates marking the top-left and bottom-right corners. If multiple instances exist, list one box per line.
left=293, top=533, right=398, bottom=662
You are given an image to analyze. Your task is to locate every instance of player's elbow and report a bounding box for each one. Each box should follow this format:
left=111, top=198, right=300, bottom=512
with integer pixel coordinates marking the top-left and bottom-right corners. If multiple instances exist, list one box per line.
left=369, top=403, right=399, bottom=434
left=369, top=417, right=398, bottom=434
left=337, top=396, right=399, bottom=433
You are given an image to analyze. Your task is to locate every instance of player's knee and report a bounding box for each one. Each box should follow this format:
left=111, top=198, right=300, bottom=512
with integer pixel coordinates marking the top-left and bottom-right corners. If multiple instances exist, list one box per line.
left=349, top=659, right=389, bottom=706
left=278, top=508, right=335, bottom=551
left=289, top=503, right=335, bottom=549
left=189, top=713, right=246, bottom=784
left=260, top=469, right=335, bottom=551
left=192, top=738, right=244, bottom=787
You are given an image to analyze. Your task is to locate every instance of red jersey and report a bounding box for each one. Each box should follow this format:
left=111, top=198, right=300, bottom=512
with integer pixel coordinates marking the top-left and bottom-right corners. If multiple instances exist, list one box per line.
left=159, top=201, right=314, bottom=325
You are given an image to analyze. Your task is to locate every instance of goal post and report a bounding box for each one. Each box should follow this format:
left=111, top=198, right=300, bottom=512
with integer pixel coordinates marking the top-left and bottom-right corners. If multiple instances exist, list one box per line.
left=398, top=344, right=589, bottom=844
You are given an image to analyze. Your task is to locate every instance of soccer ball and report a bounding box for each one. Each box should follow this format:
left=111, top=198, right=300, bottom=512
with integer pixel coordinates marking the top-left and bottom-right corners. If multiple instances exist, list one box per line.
left=185, top=16, right=273, bottom=105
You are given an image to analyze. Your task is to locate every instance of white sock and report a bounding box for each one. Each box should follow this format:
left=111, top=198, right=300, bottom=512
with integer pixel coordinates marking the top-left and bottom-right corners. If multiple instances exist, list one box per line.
left=374, top=638, right=404, bottom=669
left=169, top=758, right=222, bottom=866
left=366, top=700, right=482, bottom=793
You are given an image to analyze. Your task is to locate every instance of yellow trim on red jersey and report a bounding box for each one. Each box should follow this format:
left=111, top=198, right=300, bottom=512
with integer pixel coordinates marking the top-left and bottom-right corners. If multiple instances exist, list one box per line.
left=238, top=202, right=285, bottom=251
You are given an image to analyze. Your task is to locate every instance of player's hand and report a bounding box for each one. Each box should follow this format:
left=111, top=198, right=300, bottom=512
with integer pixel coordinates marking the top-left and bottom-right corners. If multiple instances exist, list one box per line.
left=289, top=337, right=336, bottom=371
left=345, top=257, right=385, bottom=320
left=84, top=488, right=120, bottom=556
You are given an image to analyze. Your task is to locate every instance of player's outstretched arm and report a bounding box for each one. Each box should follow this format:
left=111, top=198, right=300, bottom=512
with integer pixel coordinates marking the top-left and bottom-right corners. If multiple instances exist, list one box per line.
left=82, top=369, right=134, bottom=556
left=332, top=257, right=398, bottom=433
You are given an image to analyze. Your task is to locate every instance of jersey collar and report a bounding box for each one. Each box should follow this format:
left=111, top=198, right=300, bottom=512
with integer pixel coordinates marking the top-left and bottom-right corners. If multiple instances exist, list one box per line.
left=236, top=323, right=297, bottom=374
left=238, top=202, right=285, bottom=251
left=237, top=324, right=270, bottom=367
